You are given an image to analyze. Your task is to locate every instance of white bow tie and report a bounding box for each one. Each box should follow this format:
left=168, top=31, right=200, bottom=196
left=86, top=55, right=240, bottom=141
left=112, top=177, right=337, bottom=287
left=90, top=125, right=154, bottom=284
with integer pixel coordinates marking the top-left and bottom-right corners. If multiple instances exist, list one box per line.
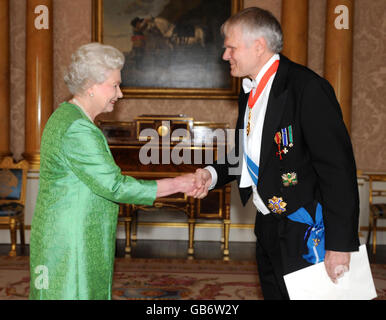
left=242, top=78, right=257, bottom=94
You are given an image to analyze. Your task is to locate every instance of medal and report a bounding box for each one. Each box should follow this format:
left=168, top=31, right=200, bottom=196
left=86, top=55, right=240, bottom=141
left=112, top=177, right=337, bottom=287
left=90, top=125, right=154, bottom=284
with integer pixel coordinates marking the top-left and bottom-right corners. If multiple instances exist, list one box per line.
left=281, top=172, right=298, bottom=186
left=246, top=111, right=251, bottom=136
left=288, top=125, right=293, bottom=147
left=268, top=196, right=287, bottom=214
left=246, top=60, right=279, bottom=136
left=274, top=125, right=293, bottom=160
left=313, top=238, right=321, bottom=247
left=274, top=132, right=283, bottom=160
left=281, top=127, right=288, bottom=146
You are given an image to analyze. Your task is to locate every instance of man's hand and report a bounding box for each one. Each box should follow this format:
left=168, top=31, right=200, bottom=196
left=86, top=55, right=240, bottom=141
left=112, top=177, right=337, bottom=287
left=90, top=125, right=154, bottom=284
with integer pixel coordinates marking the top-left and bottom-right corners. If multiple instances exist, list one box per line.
left=324, top=250, right=350, bottom=283
left=187, top=168, right=212, bottom=199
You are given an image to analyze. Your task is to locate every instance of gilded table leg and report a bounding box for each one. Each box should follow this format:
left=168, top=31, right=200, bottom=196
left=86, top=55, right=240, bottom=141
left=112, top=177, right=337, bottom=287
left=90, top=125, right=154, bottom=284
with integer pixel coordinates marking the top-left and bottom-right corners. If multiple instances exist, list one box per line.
left=188, top=219, right=195, bottom=256
left=131, top=208, right=138, bottom=242
left=372, top=217, right=377, bottom=254
left=223, top=185, right=231, bottom=261
left=9, top=218, right=17, bottom=256
left=187, top=197, right=196, bottom=256
left=124, top=205, right=133, bottom=255
left=223, top=219, right=230, bottom=261
left=221, top=222, right=225, bottom=246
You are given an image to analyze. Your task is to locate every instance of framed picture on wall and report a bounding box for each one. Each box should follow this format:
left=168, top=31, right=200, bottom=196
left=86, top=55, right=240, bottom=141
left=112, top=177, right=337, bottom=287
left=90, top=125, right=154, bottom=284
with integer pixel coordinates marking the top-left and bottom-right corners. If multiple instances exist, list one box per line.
left=92, top=0, right=243, bottom=99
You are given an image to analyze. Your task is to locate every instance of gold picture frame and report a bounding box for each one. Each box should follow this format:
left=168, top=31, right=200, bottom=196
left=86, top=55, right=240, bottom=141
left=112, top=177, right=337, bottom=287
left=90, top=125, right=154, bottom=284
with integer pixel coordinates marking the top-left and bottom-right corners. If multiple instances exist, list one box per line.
left=92, top=0, right=242, bottom=99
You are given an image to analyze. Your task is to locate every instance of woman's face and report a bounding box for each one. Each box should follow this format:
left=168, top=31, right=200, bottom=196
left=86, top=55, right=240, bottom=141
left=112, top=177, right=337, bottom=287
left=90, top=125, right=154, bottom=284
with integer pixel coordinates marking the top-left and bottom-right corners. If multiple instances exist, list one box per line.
left=91, top=69, right=123, bottom=115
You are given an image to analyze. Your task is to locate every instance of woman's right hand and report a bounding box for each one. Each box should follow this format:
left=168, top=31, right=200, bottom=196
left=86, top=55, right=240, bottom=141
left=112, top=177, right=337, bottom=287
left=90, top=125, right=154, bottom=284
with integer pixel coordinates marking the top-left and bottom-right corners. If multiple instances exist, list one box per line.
left=173, top=173, right=198, bottom=195
left=156, top=174, right=201, bottom=198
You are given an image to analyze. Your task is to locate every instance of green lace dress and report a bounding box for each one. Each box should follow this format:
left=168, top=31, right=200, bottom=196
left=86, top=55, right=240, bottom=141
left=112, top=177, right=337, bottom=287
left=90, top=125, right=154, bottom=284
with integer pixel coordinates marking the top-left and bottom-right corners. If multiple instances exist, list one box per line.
left=29, top=102, right=157, bottom=300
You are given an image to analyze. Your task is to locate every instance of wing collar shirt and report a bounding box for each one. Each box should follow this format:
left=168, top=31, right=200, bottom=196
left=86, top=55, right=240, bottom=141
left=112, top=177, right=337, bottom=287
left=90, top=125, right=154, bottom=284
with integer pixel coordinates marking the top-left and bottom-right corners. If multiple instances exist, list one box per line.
left=206, top=53, right=280, bottom=215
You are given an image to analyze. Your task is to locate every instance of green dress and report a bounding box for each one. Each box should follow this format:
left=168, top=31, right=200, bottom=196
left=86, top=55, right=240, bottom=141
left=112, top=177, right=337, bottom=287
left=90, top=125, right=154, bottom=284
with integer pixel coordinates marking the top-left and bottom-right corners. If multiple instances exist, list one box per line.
left=29, top=102, right=157, bottom=300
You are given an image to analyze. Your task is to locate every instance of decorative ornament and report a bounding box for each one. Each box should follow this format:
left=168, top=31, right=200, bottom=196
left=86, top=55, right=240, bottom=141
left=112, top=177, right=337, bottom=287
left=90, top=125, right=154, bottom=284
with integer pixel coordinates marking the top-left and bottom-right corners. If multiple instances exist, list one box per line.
left=281, top=172, right=298, bottom=187
left=268, top=196, right=287, bottom=214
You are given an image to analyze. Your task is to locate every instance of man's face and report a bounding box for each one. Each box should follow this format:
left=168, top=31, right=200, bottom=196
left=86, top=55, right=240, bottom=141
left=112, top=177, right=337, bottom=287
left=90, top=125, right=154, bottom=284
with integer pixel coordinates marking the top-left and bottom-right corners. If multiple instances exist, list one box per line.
left=222, top=25, right=261, bottom=79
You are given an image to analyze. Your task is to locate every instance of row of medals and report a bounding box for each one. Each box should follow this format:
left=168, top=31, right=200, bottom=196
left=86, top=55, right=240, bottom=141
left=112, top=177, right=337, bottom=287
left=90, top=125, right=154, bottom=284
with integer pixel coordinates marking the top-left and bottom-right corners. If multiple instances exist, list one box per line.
left=247, top=120, right=297, bottom=215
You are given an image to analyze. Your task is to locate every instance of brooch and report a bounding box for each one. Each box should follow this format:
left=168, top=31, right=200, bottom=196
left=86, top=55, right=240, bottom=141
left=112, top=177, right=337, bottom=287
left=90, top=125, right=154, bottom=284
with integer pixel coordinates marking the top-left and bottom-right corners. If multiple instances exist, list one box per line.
left=268, top=196, right=287, bottom=214
left=281, top=172, right=298, bottom=187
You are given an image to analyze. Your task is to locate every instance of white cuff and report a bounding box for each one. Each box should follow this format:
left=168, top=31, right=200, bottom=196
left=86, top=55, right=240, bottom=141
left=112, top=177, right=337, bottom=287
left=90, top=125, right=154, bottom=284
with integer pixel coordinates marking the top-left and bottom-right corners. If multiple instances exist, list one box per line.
left=204, top=166, right=218, bottom=190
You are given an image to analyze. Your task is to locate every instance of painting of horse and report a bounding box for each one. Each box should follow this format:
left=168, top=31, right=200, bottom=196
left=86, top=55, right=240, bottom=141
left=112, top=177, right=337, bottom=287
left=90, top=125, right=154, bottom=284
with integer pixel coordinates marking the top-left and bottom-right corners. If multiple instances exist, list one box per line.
left=94, top=0, right=242, bottom=98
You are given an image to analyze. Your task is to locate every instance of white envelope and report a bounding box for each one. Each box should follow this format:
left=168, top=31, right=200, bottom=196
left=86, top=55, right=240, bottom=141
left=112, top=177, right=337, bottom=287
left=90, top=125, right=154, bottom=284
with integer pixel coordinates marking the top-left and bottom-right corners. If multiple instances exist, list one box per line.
left=283, top=244, right=377, bottom=300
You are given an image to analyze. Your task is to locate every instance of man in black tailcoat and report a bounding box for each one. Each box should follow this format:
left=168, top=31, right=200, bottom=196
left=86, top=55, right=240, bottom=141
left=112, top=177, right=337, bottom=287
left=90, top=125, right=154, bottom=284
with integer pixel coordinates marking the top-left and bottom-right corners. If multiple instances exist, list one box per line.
left=192, top=7, right=359, bottom=300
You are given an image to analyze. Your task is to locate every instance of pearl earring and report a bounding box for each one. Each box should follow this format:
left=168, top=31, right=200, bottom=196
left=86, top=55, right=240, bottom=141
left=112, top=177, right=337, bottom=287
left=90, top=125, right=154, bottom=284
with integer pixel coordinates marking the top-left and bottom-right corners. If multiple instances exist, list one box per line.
left=90, top=93, right=94, bottom=97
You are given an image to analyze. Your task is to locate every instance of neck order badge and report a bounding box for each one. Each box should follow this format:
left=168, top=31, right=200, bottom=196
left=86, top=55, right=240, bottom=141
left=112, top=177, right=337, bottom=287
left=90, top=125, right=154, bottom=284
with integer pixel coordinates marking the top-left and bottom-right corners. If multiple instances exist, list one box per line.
left=246, top=60, right=280, bottom=136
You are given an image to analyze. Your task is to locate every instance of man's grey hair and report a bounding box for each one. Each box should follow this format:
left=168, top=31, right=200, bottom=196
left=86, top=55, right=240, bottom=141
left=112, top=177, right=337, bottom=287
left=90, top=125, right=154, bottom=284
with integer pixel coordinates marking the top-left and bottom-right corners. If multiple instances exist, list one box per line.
left=221, top=7, right=283, bottom=53
left=64, top=42, right=124, bottom=95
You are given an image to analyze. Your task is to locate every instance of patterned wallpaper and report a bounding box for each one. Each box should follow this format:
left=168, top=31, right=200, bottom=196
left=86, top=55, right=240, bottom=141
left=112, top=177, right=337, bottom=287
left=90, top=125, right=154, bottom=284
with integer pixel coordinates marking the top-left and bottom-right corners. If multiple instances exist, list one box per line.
left=8, top=0, right=386, bottom=172
left=351, top=0, right=386, bottom=172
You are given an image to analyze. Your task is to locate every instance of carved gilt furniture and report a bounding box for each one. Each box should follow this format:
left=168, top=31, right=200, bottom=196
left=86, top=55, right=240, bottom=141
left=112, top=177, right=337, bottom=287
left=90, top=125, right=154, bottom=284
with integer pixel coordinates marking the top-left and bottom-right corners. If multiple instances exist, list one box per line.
left=0, top=157, right=28, bottom=256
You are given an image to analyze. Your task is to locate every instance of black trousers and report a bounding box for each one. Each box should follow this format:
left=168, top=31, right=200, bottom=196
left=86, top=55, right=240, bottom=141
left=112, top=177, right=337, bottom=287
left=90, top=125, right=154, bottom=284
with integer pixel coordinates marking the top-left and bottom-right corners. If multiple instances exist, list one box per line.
left=254, top=211, right=289, bottom=300
left=254, top=210, right=311, bottom=300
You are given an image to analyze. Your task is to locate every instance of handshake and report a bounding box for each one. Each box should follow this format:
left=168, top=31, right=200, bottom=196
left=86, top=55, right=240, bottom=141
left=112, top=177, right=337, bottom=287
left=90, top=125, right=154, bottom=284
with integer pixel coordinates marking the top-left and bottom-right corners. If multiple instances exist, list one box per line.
left=175, top=169, right=212, bottom=199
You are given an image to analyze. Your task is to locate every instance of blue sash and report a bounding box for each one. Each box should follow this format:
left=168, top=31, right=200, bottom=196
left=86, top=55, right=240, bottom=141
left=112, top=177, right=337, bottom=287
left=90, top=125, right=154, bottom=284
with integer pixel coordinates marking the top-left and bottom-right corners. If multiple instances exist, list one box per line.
left=287, top=203, right=325, bottom=264
left=243, top=123, right=260, bottom=186
left=245, top=154, right=259, bottom=186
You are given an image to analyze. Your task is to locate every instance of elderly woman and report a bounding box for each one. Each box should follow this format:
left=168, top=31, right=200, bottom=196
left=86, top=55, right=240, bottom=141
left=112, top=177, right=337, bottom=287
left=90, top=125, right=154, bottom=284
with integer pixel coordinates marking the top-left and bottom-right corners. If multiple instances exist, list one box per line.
left=29, top=43, right=197, bottom=300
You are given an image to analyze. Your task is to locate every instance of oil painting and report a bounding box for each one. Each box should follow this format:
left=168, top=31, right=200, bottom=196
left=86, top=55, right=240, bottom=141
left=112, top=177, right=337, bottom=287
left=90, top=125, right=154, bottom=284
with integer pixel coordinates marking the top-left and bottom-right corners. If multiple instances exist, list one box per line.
left=92, top=0, right=242, bottom=98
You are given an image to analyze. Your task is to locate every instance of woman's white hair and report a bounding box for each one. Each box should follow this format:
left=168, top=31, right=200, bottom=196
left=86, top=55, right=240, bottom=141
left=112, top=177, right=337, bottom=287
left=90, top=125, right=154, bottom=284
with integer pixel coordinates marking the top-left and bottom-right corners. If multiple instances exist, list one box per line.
left=221, top=7, right=283, bottom=53
left=64, top=42, right=124, bottom=95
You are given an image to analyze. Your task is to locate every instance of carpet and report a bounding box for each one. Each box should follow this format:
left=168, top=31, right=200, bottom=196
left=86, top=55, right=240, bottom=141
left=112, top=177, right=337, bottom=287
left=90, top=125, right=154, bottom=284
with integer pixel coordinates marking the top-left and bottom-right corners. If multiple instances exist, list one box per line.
left=0, top=256, right=385, bottom=300
left=112, top=258, right=261, bottom=300
left=0, top=256, right=261, bottom=300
